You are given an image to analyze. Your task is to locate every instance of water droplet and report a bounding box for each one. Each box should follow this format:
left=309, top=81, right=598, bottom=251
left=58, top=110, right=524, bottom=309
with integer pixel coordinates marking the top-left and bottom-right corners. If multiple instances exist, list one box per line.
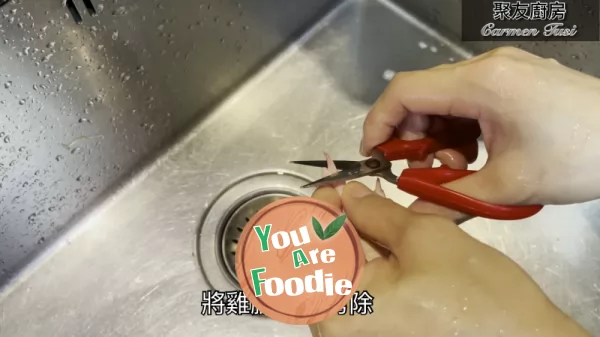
left=42, top=53, right=53, bottom=62
left=56, top=155, right=64, bottom=162
left=113, top=7, right=127, bottom=16
left=112, top=31, right=119, bottom=40
left=3, top=136, right=10, bottom=143
left=37, top=236, right=45, bottom=244
left=382, top=69, right=396, bottom=81
left=47, top=41, right=55, bottom=48
left=418, top=41, right=428, bottom=49
left=18, top=99, right=25, bottom=105
left=4, top=81, right=12, bottom=89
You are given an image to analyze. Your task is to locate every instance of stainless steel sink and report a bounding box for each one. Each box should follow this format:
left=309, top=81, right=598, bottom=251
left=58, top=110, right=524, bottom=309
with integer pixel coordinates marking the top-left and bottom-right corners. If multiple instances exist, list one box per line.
left=1, top=0, right=599, bottom=336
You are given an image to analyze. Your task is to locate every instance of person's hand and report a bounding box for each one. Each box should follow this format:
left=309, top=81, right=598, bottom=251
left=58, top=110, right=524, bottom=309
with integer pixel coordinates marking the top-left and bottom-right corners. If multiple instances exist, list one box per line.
left=309, top=182, right=591, bottom=337
left=361, top=46, right=600, bottom=222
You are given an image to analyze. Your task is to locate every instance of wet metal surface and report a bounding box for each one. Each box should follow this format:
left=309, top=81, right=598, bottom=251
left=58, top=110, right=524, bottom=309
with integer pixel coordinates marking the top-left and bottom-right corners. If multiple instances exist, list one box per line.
left=1, top=0, right=599, bottom=336
left=0, top=0, right=336, bottom=282
left=391, top=0, right=600, bottom=76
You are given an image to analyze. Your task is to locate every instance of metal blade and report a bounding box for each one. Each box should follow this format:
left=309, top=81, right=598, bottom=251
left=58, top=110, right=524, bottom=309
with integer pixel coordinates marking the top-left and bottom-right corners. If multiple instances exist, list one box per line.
left=290, top=160, right=360, bottom=170
left=300, top=169, right=360, bottom=188
left=300, top=161, right=381, bottom=188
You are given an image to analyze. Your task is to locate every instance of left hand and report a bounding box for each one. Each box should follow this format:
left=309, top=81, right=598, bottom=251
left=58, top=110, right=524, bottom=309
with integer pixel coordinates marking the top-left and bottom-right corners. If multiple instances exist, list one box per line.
left=308, top=181, right=590, bottom=337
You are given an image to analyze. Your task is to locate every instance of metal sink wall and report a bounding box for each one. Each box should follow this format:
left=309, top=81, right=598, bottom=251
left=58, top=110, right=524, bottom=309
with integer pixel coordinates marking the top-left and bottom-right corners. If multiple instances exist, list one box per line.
left=392, top=0, right=600, bottom=75
left=1, top=0, right=600, bottom=336
left=0, top=0, right=337, bottom=283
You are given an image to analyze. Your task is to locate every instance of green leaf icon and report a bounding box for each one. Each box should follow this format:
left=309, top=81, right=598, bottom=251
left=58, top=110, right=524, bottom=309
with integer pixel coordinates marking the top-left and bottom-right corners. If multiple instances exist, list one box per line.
left=323, top=214, right=347, bottom=240
left=312, top=217, right=325, bottom=240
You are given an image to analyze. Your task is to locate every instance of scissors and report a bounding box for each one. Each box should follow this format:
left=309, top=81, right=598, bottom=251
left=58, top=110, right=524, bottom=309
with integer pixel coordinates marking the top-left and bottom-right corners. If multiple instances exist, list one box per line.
left=292, top=122, right=543, bottom=221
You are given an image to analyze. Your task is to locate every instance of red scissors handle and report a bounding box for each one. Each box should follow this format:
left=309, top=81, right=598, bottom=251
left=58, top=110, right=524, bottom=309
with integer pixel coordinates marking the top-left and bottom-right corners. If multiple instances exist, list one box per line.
left=374, top=123, right=543, bottom=220
left=376, top=121, right=482, bottom=162
left=396, top=168, right=543, bottom=220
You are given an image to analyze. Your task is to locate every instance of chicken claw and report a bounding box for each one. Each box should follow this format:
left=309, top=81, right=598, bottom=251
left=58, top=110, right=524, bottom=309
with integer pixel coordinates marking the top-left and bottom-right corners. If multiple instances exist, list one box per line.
left=321, top=151, right=345, bottom=195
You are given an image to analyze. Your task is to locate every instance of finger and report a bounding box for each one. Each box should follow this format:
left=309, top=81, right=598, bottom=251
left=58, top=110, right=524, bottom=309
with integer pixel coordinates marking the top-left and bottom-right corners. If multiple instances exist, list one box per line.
left=409, top=164, right=524, bottom=224
left=311, top=186, right=342, bottom=212
left=409, top=198, right=470, bottom=224
left=443, top=163, right=526, bottom=205
left=341, top=181, right=415, bottom=255
left=434, top=149, right=468, bottom=170
left=361, top=66, right=485, bottom=156
left=396, top=114, right=434, bottom=168
left=428, top=117, right=480, bottom=167
left=362, top=178, right=392, bottom=260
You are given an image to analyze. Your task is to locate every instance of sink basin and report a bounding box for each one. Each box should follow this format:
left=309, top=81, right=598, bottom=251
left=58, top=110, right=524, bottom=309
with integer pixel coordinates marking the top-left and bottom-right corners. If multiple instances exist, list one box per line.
left=1, top=0, right=599, bottom=336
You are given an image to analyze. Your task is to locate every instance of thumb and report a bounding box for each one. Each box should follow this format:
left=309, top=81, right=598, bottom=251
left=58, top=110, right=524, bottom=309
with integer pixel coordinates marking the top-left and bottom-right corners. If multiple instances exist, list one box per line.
left=341, top=182, right=416, bottom=254
left=409, top=164, right=528, bottom=224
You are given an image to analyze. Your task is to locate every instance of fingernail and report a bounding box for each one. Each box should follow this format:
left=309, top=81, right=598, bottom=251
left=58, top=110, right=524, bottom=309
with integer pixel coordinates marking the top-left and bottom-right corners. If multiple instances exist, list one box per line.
left=347, top=183, right=373, bottom=199
left=359, top=139, right=366, bottom=156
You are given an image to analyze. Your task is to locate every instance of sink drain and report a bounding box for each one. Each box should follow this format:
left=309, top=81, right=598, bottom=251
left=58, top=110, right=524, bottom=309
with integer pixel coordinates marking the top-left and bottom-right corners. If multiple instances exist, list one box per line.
left=197, top=171, right=314, bottom=291
left=221, top=193, right=289, bottom=283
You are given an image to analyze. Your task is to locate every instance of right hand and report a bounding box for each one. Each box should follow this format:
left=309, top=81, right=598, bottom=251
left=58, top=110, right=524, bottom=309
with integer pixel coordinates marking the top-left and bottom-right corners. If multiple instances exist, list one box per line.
left=361, top=46, right=600, bottom=222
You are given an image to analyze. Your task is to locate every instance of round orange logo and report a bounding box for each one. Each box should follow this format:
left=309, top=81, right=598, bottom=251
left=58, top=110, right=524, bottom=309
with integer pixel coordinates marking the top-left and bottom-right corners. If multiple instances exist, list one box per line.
left=235, top=196, right=365, bottom=325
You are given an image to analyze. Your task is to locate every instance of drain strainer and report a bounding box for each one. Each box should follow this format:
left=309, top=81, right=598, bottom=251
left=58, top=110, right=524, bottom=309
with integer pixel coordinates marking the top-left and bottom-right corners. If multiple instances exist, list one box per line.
left=197, top=171, right=315, bottom=291
left=221, top=193, right=289, bottom=283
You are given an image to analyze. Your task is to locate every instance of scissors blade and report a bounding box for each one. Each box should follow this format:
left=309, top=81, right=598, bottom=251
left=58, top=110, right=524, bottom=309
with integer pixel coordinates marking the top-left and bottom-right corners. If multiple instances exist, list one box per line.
left=290, top=160, right=360, bottom=170
left=300, top=159, right=384, bottom=188
left=300, top=169, right=361, bottom=188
